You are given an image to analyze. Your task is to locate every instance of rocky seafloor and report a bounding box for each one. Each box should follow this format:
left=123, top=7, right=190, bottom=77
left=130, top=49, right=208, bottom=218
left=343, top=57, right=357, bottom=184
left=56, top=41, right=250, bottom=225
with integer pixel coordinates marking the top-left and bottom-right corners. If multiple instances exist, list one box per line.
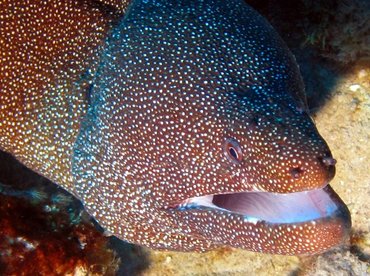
left=0, top=0, right=369, bottom=275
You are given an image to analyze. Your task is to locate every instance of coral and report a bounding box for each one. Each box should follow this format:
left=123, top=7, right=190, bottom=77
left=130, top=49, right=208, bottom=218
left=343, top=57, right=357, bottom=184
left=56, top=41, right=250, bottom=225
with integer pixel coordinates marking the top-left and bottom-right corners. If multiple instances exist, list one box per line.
left=0, top=150, right=150, bottom=275
left=248, top=0, right=370, bottom=64
left=0, top=151, right=120, bottom=275
left=299, top=248, right=368, bottom=275
left=301, top=0, right=370, bottom=64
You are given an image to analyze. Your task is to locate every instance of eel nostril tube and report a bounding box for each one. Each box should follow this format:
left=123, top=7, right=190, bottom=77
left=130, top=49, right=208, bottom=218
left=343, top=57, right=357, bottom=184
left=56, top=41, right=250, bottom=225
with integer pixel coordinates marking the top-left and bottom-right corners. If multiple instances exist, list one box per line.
left=322, top=157, right=337, bottom=167
left=317, top=156, right=336, bottom=184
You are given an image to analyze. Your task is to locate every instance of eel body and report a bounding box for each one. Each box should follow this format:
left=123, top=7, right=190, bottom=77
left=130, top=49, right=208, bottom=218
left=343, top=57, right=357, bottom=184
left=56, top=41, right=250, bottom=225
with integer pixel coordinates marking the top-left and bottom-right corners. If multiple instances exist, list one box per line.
left=0, top=0, right=351, bottom=254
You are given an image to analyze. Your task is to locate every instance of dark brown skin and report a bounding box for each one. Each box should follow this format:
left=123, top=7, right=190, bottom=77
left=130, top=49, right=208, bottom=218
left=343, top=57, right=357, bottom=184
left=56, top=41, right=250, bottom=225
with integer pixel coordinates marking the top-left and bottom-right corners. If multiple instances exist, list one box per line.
left=0, top=0, right=350, bottom=254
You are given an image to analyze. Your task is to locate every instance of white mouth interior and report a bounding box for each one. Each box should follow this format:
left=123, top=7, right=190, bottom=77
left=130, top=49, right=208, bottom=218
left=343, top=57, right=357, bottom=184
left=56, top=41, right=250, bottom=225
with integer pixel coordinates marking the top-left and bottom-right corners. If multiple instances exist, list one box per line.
left=180, top=188, right=339, bottom=224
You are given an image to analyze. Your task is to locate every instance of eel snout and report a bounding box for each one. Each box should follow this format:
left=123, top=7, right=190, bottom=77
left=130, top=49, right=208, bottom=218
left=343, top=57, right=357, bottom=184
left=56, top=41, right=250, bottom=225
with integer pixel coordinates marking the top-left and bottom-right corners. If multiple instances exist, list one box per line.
left=259, top=128, right=338, bottom=193
left=286, top=153, right=337, bottom=192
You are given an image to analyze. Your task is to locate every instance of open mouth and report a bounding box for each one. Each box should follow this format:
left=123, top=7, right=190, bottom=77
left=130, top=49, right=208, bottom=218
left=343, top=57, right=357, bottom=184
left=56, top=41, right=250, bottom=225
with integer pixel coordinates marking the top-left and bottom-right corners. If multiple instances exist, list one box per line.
left=175, top=185, right=349, bottom=225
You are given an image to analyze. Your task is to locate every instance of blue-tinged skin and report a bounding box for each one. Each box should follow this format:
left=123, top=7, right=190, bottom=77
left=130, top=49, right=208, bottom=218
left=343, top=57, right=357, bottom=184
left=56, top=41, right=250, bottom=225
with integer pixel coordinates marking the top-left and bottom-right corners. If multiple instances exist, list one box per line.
left=0, top=0, right=350, bottom=254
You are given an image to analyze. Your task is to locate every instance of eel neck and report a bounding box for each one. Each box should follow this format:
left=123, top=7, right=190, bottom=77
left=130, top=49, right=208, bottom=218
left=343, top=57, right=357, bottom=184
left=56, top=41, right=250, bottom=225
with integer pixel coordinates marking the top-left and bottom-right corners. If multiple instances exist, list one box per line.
left=0, top=0, right=128, bottom=194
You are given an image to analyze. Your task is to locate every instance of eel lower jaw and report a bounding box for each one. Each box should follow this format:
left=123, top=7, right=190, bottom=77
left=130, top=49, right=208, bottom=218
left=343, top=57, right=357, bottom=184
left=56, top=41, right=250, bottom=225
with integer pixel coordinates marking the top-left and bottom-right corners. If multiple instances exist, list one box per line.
left=175, top=185, right=350, bottom=227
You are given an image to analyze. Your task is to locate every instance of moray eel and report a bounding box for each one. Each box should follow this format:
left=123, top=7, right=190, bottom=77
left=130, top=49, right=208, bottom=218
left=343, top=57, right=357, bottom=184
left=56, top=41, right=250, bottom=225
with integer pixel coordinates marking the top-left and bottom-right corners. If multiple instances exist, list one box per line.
left=0, top=0, right=350, bottom=254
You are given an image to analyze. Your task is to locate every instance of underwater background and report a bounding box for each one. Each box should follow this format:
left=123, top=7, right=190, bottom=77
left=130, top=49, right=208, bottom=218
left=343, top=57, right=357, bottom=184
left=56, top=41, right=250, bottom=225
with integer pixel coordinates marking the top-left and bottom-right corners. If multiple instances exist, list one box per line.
left=0, top=0, right=369, bottom=275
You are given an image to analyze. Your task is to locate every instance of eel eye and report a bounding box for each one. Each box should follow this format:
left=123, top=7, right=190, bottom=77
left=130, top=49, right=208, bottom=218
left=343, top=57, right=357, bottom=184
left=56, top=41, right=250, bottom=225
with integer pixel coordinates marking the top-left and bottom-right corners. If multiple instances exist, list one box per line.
left=223, top=138, right=243, bottom=164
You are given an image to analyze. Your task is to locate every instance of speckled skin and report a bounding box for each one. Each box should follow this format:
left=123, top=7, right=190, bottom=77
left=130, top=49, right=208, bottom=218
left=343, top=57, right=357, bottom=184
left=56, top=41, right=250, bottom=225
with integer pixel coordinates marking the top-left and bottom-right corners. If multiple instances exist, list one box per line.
left=0, top=0, right=350, bottom=254
left=0, top=0, right=130, bottom=192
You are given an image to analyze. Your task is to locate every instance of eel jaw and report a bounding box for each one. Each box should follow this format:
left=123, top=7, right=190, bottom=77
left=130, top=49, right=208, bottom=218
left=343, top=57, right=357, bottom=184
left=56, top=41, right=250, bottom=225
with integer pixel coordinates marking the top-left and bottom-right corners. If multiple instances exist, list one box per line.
left=173, top=185, right=351, bottom=254
left=180, top=186, right=344, bottom=224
